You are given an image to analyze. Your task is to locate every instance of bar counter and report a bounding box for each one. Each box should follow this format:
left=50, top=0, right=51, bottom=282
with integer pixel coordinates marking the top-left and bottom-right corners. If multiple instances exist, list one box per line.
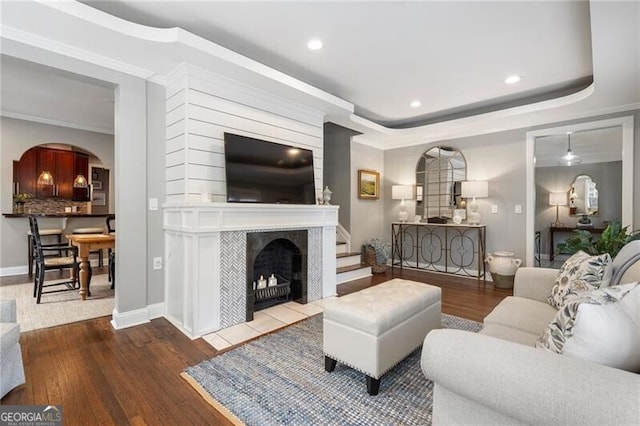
left=3, top=213, right=110, bottom=218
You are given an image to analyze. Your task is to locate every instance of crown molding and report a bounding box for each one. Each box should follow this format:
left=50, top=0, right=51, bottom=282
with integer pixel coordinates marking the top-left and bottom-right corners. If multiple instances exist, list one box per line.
left=1, top=111, right=114, bottom=135
left=0, top=25, right=157, bottom=81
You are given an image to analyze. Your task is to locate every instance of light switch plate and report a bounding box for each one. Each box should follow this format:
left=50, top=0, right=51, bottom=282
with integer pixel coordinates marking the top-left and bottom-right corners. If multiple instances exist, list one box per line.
left=514, top=204, right=522, bottom=214
left=491, top=205, right=498, bottom=214
left=153, top=257, right=162, bottom=270
left=149, top=198, right=158, bottom=211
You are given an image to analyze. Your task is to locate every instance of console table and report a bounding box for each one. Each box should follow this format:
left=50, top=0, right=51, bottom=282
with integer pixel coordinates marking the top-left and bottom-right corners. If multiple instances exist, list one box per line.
left=391, top=222, right=486, bottom=283
left=549, top=226, right=606, bottom=261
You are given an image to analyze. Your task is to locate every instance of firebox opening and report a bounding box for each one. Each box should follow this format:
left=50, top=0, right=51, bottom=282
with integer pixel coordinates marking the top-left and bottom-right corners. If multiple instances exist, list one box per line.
left=246, top=230, right=308, bottom=321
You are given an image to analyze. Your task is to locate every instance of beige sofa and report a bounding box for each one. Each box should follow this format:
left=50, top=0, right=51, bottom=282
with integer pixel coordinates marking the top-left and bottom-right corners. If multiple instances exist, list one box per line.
left=1, top=299, right=25, bottom=398
left=421, top=244, right=640, bottom=425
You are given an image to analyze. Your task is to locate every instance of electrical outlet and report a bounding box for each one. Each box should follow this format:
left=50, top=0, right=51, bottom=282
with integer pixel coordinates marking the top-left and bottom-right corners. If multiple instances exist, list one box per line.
left=514, top=204, right=522, bottom=214
left=149, top=198, right=158, bottom=211
left=153, top=257, right=162, bottom=270
left=491, top=205, right=498, bottom=214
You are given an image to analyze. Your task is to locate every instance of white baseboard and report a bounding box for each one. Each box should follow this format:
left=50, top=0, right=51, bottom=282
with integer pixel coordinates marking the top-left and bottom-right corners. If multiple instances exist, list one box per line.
left=0, top=265, right=28, bottom=277
left=110, top=302, right=166, bottom=330
left=0, top=258, right=106, bottom=277
left=147, top=303, right=165, bottom=319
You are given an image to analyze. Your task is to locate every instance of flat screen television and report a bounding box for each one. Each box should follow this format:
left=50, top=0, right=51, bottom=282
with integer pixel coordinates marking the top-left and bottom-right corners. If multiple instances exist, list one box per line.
left=224, top=132, right=316, bottom=204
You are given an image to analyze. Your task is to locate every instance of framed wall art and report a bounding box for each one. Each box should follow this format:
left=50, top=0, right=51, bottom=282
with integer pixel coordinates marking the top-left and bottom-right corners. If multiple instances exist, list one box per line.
left=358, top=169, right=380, bottom=200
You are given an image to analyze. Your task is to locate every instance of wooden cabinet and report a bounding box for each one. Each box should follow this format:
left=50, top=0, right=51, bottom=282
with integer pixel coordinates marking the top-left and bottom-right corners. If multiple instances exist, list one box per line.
left=14, top=147, right=90, bottom=200
left=13, top=149, right=36, bottom=196
left=72, top=154, right=90, bottom=201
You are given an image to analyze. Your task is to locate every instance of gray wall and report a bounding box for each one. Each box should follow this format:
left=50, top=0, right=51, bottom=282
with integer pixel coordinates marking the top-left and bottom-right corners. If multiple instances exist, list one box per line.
left=323, top=123, right=358, bottom=231
left=535, top=161, right=622, bottom=256
left=374, top=109, right=640, bottom=268
left=384, top=130, right=527, bottom=262
left=350, top=142, right=385, bottom=251
left=146, top=82, right=166, bottom=305
left=2, top=44, right=152, bottom=319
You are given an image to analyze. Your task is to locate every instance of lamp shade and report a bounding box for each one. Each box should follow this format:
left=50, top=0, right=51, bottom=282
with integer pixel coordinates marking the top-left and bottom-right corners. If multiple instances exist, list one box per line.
left=73, top=174, right=88, bottom=188
left=461, top=181, right=488, bottom=198
left=37, top=170, right=54, bottom=185
left=392, top=185, right=413, bottom=200
left=549, top=192, right=567, bottom=206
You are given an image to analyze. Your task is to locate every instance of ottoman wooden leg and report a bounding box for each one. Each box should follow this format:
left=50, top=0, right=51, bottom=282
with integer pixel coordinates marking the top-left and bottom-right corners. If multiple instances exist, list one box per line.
left=366, top=376, right=380, bottom=396
left=324, top=356, right=337, bottom=372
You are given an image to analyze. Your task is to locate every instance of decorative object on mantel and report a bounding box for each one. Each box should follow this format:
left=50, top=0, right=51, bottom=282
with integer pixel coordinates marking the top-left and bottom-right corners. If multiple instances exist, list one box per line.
left=322, top=186, right=333, bottom=205
left=461, top=180, right=488, bottom=225
left=391, top=184, right=413, bottom=222
left=548, top=192, right=567, bottom=227
left=486, top=251, right=522, bottom=289
left=358, top=169, right=380, bottom=200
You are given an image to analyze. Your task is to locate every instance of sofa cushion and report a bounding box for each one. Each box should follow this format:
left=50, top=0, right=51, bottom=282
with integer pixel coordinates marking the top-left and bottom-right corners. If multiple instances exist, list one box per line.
left=536, top=282, right=640, bottom=372
left=601, top=240, right=640, bottom=287
left=480, top=324, right=541, bottom=347
left=548, top=251, right=611, bottom=309
left=483, top=296, right=557, bottom=337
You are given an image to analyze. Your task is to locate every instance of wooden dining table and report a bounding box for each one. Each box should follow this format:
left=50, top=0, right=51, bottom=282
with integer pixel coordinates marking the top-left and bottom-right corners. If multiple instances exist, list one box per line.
left=66, top=233, right=115, bottom=300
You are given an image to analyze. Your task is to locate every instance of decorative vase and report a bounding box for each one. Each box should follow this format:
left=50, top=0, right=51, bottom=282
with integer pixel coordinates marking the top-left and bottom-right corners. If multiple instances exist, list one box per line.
left=14, top=201, right=25, bottom=214
left=322, top=186, right=332, bottom=205
left=485, top=251, right=522, bottom=289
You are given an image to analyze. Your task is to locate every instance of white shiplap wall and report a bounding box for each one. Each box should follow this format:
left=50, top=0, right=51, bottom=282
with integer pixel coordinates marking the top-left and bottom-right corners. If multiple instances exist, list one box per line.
left=165, top=64, right=325, bottom=203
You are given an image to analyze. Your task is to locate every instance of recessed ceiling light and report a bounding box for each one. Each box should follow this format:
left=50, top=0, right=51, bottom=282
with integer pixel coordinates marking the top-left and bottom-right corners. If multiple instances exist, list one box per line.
left=505, top=75, right=521, bottom=84
left=307, top=39, right=323, bottom=50
left=410, top=100, right=421, bottom=108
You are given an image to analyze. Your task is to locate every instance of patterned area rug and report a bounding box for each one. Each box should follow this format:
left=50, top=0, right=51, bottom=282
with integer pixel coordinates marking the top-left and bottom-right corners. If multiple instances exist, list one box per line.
left=183, top=313, right=482, bottom=426
left=0, top=273, right=114, bottom=332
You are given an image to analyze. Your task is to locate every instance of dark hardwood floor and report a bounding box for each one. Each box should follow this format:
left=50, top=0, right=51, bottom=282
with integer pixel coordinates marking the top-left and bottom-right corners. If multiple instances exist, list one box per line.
left=1, top=269, right=511, bottom=424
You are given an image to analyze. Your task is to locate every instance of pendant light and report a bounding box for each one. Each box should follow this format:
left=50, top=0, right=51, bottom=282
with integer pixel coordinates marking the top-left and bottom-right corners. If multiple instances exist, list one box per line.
left=73, top=174, right=88, bottom=188
left=560, top=132, right=581, bottom=166
left=37, top=170, right=54, bottom=185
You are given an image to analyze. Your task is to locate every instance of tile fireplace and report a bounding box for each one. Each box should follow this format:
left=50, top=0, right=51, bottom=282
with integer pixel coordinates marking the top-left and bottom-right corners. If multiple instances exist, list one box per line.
left=163, top=203, right=338, bottom=338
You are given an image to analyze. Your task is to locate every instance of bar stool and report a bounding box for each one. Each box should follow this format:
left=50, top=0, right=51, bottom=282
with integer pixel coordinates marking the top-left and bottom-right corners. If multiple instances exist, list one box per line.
left=71, top=227, right=105, bottom=269
left=27, top=228, right=63, bottom=277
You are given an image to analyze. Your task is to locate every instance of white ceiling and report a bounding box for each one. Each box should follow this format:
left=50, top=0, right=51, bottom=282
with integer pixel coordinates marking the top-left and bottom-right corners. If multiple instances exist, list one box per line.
left=534, top=126, right=622, bottom=168
left=83, top=0, right=593, bottom=128
left=0, top=1, right=638, bottom=149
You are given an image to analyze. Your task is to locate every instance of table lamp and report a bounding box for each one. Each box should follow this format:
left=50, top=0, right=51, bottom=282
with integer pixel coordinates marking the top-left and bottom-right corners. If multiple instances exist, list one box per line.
left=461, top=181, right=488, bottom=225
left=391, top=185, right=414, bottom=222
left=549, top=192, right=567, bottom=227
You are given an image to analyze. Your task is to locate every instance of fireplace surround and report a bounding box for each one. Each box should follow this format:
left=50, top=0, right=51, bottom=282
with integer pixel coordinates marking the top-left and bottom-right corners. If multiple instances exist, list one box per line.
left=163, top=203, right=338, bottom=338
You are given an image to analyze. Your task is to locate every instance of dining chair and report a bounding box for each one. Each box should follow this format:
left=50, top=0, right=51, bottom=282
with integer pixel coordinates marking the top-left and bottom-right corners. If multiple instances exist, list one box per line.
left=28, top=215, right=88, bottom=304
left=106, top=214, right=115, bottom=288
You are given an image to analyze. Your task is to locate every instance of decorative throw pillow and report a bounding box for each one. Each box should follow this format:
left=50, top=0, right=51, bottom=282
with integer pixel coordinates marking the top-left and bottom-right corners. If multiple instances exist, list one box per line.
left=547, top=251, right=611, bottom=309
left=536, top=282, right=640, bottom=372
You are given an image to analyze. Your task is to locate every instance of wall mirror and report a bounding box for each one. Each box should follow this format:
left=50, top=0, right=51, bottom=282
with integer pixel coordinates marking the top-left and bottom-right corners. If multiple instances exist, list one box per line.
left=415, top=146, right=466, bottom=219
left=569, top=174, right=598, bottom=216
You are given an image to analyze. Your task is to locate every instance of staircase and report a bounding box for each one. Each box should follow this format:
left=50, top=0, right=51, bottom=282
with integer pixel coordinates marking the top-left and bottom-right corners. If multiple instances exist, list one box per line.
left=336, top=239, right=372, bottom=284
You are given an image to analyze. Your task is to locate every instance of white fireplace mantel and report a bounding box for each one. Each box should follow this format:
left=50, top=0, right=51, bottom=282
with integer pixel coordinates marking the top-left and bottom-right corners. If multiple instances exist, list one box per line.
left=163, top=202, right=338, bottom=338
left=164, top=202, right=339, bottom=233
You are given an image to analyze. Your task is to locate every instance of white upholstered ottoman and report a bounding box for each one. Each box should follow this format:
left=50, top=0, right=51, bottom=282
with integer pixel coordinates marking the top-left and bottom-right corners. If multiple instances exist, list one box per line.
left=323, top=278, right=441, bottom=395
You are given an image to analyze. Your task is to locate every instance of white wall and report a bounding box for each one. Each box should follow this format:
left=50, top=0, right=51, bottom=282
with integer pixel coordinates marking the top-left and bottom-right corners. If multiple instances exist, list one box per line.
left=0, top=117, right=115, bottom=272
left=164, top=65, right=325, bottom=203
left=350, top=142, right=385, bottom=251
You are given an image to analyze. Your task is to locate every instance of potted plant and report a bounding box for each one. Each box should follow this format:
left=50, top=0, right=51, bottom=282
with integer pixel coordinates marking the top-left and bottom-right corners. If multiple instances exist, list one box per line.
left=556, top=219, right=640, bottom=258
left=13, top=193, right=31, bottom=214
